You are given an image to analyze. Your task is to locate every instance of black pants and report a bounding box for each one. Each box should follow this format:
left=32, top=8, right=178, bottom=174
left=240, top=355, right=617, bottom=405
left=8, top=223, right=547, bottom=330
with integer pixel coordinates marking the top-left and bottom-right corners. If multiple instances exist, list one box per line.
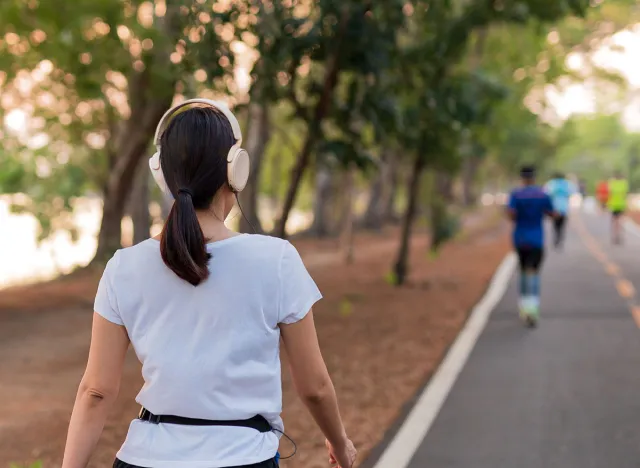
left=612, top=209, right=625, bottom=217
left=114, top=458, right=278, bottom=468
left=553, top=215, right=567, bottom=246
left=516, top=247, right=544, bottom=272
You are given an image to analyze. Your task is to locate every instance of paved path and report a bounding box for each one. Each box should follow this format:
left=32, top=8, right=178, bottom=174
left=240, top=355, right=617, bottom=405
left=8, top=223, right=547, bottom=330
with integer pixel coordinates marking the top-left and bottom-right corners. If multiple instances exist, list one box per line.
left=398, top=208, right=640, bottom=467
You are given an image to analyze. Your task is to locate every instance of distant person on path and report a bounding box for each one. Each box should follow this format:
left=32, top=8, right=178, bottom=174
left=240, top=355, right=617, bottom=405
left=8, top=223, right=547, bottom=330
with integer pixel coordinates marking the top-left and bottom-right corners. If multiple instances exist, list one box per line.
left=578, top=179, right=586, bottom=199
left=507, top=165, right=557, bottom=327
left=577, top=178, right=587, bottom=210
left=596, top=179, right=610, bottom=212
left=544, top=172, right=576, bottom=249
left=62, top=99, right=356, bottom=468
left=608, top=172, right=629, bottom=245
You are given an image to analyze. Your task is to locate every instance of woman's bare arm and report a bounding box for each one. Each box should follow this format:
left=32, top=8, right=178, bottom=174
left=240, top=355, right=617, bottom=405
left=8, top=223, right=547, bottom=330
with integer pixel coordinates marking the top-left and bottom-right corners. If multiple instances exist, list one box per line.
left=280, top=310, right=354, bottom=466
left=62, top=313, right=129, bottom=468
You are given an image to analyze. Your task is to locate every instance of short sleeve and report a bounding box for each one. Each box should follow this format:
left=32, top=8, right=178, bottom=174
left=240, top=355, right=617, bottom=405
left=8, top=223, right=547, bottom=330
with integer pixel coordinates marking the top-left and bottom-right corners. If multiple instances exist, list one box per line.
left=94, top=251, right=124, bottom=325
left=278, top=242, right=322, bottom=324
left=508, top=191, right=517, bottom=210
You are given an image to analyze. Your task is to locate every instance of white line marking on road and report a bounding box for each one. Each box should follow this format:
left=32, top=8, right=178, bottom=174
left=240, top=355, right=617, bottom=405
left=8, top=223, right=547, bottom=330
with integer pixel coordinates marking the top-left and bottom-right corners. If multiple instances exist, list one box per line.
left=372, top=253, right=517, bottom=468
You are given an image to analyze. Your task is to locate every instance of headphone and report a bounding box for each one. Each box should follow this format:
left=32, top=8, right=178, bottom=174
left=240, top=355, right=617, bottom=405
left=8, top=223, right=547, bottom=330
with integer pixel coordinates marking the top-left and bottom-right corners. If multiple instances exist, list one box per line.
left=149, top=98, right=251, bottom=195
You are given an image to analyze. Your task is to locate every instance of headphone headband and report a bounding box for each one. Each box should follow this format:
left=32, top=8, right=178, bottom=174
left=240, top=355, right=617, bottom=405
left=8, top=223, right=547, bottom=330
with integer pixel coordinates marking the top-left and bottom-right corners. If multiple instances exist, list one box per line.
left=149, top=97, right=250, bottom=194
left=153, top=98, right=242, bottom=147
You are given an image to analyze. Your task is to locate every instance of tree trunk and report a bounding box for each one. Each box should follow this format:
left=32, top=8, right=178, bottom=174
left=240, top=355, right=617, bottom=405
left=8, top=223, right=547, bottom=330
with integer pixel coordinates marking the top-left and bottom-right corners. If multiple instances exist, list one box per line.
left=340, top=165, right=356, bottom=264
left=274, top=126, right=318, bottom=238
left=362, top=154, right=385, bottom=229
left=430, top=170, right=462, bottom=253
left=362, top=173, right=384, bottom=229
left=458, top=28, right=488, bottom=207
left=129, top=159, right=151, bottom=245
left=437, top=171, right=454, bottom=203
left=382, top=152, right=400, bottom=223
left=238, top=101, right=270, bottom=233
left=273, top=8, right=351, bottom=239
left=93, top=0, right=181, bottom=263
left=309, top=163, right=334, bottom=237
left=393, top=154, right=425, bottom=286
left=269, top=144, right=282, bottom=219
left=94, top=101, right=171, bottom=262
left=363, top=149, right=394, bottom=229
left=461, top=155, right=481, bottom=206
left=430, top=171, right=449, bottom=252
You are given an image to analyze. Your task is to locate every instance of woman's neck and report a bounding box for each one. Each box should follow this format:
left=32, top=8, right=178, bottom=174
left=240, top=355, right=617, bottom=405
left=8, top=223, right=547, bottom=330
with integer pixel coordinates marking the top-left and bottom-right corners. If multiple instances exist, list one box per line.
left=196, top=210, right=238, bottom=242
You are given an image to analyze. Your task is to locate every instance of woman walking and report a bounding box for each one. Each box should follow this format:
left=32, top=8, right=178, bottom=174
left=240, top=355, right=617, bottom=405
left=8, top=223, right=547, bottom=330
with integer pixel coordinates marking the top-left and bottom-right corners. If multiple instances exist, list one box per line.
left=62, top=99, right=356, bottom=468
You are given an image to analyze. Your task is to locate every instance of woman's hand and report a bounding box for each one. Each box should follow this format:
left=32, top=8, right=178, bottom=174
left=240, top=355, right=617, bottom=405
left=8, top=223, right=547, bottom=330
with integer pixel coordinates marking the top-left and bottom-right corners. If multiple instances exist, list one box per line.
left=326, top=438, right=357, bottom=468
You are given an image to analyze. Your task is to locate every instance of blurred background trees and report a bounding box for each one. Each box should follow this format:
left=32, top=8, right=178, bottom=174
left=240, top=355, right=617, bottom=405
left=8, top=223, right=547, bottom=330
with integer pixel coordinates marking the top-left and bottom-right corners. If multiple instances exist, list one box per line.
left=1, top=0, right=639, bottom=284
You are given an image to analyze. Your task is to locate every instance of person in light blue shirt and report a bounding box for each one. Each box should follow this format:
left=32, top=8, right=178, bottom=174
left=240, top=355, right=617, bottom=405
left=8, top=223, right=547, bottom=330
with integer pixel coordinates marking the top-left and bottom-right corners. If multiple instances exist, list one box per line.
left=544, top=173, right=576, bottom=249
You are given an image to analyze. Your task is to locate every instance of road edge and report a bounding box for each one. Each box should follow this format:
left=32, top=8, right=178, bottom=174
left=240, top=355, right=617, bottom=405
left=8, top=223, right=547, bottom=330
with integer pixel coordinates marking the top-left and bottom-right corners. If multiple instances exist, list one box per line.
left=367, top=252, right=517, bottom=468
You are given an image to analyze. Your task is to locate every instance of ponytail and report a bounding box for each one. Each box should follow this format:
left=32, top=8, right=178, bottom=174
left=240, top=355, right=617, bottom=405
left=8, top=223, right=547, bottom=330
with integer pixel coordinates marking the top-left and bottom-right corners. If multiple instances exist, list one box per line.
left=160, top=189, right=211, bottom=286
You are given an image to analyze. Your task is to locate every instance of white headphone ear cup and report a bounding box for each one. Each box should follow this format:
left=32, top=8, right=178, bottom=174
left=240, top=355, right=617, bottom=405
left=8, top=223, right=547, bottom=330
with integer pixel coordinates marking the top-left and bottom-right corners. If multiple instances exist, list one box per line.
left=149, top=151, right=170, bottom=195
left=227, top=148, right=250, bottom=192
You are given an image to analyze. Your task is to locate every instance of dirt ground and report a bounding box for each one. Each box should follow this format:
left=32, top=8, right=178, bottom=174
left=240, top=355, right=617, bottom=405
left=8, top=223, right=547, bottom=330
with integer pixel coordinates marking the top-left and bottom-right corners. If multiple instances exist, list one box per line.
left=0, top=210, right=509, bottom=468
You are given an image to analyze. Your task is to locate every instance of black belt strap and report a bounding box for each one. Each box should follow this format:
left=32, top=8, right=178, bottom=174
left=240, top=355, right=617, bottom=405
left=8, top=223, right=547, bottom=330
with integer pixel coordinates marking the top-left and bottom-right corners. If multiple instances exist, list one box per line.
left=138, top=407, right=272, bottom=433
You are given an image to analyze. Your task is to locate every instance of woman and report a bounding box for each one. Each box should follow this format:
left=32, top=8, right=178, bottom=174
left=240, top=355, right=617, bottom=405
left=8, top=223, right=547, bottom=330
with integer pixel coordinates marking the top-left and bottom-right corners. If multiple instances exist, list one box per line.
left=62, top=99, right=357, bottom=468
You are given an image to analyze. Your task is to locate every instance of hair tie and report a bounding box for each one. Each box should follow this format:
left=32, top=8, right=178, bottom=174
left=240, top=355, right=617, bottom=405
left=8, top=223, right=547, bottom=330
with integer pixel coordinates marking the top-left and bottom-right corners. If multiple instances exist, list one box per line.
left=178, top=188, right=193, bottom=197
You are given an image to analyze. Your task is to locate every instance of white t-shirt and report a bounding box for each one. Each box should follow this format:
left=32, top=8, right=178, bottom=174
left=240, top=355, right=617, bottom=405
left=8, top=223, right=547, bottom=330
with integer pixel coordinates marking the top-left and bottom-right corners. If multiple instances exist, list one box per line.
left=94, top=234, right=322, bottom=468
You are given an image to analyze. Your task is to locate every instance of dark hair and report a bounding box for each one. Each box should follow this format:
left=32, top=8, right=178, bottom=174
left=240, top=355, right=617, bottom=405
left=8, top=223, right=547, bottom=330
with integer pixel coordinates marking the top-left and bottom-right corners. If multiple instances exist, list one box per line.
left=553, top=172, right=565, bottom=179
left=520, top=165, right=536, bottom=180
left=159, top=106, right=235, bottom=286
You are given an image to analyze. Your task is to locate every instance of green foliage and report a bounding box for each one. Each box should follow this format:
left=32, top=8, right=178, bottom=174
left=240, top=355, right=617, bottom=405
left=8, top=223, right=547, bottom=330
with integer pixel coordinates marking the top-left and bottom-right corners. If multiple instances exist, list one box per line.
left=455, top=0, right=640, bottom=185
left=0, top=0, right=237, bottom=241
left=339, top=298, right=353, bottom=317
left=431, top=211, right=461, bottom=251
left=387, top=0, right=595, bottom=173
left=10, top=462, right=42, bottom=468
left=1, top=0, right=638, bottom=249
left=240, top=1, right=412, bottom=163
left=384, top=270, right=398, bottom=286
left=554, top=114, right=640, bottom=191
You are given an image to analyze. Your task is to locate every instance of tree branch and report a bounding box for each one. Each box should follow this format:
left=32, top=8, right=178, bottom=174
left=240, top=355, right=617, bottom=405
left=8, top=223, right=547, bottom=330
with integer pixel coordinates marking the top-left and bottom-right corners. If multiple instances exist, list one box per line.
left=286, top=58, right=309, bottom=121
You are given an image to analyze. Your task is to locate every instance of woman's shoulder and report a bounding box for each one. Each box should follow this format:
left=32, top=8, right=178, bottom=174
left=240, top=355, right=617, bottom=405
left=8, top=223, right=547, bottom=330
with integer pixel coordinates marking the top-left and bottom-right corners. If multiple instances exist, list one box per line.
left=235, top=234, right=294, bottom=258
left=238, top=233, right=291, bottom=249
left=114, top=238, right=159, bottom=261
left=97, top=239, right=159, bottom=279
left=102, top=235, right=301, bottom=278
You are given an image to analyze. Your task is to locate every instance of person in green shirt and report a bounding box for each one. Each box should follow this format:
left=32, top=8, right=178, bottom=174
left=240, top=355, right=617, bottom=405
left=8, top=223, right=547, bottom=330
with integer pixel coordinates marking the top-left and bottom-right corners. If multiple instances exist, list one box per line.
left=607, top=172, right=629, bottom=244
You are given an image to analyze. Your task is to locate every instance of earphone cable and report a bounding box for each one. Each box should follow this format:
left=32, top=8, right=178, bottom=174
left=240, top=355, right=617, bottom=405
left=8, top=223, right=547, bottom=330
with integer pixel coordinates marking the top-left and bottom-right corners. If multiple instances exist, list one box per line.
left=271, top=427, right=298, bottom=460
left=235, top=193, right=258, bottom=234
